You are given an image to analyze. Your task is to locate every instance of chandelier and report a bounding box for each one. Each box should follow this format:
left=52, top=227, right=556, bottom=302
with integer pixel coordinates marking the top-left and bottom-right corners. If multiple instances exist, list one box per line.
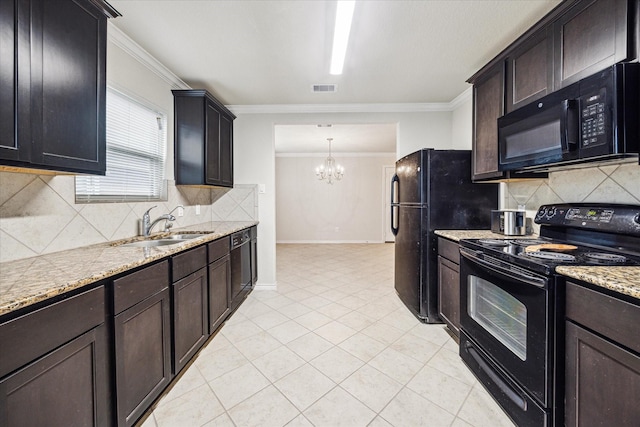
left=315, top=138, right=344, bottom=184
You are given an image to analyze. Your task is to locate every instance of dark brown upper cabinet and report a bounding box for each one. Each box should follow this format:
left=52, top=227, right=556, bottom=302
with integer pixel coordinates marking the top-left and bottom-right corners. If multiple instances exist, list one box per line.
left=0, top=0, right=119, bottom=175
left=173, top=90, right=235, bottom=188
left=471, top=62, right=505, bottom=181
left=505, top=27, right=554, bottom=113
left=468, top=0, right=638, bottom=181
left=554, top=0, right=631, bottom=88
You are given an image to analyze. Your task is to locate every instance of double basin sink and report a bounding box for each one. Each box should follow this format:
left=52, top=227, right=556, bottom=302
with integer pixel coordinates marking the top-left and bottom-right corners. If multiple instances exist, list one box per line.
left=117, top=233, right=210, bottom=248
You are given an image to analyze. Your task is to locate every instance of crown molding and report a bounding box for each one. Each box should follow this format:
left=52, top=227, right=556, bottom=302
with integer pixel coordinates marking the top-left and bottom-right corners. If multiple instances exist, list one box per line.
left=228, top=102, right=452, bottom=115
left=107, top=23, right=191, bottom=90
left=228, top=89, right=472, bottom=115
left=448, top=87, right=473, bottom=110
left=276, top=152, right=396, bottom=158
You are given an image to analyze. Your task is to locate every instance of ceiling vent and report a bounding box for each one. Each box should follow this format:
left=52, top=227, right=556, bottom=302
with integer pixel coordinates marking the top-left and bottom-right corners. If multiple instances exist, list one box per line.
left=312, top=84, right=337, bottom=93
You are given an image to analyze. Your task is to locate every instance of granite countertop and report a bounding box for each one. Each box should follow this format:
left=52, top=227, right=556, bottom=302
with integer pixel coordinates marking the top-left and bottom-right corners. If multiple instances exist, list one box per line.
left=434, top=229, right=537, bottom=242
left=556, top=266, right=640, bottom=300
left=0, top=221, right=257, bottom=317
left=435, top=229, right=639, bottom=301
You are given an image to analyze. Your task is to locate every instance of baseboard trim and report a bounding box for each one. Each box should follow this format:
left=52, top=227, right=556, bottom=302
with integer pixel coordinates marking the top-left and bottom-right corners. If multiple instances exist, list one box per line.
left=254, top=283, right=277, bottom=291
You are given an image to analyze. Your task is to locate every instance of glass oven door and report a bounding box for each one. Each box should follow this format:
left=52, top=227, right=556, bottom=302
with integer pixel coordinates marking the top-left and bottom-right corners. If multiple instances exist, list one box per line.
left=459, top=248, right=553, bottom=407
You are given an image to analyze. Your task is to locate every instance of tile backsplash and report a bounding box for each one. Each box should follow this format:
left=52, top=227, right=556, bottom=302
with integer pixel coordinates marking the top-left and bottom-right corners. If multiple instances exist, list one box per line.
left=0, top=171, right=257, bottom=263
left=504, top=162, right=640, bottom=234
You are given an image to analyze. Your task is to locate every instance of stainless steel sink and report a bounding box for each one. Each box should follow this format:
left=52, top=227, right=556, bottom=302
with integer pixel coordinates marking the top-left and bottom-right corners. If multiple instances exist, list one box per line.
left=117, top=233, right=208, bottom=248
left=120, top=239, right=186, bottom=248
left=165, top=234, right=208, bottom=240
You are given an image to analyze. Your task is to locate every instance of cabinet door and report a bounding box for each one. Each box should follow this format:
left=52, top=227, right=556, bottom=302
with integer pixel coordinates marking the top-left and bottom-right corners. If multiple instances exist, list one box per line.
left=565, top=321, right=640, bottom=426
left=0, top=0, right=23, bottom=162
left=114, top=288, right=171, bottom=427
left=205, top=102, right=221, bottom=185
left=173, top=267, right=208, bottom=374
left=437, top=255, right=460, bottom=337
left=506, top=28, right=553, bottom=113
left=219, top=113, right=233, bottom=187
left=0, top=324, right=110, bottom=427
left=208, top=254, right=230, bottom=334
left=554, top=0, right=630, bottom=88
left=29, top=0, right=107, bottom=174
left=472, top=63, right=504, bottom=181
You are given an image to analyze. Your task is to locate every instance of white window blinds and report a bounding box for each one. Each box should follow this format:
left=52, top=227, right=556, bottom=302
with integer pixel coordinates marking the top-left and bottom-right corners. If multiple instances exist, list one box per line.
left=76, top=88, right=167, bottom=203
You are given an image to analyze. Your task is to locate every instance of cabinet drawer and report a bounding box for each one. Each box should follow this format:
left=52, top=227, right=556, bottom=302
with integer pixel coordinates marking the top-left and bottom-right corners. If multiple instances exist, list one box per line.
left=566, top=281, right=640, bottom=354
left=208, top=237, right=230, bottom=263
left=0, top=285, right=105, bottom=378
left=437, top=237, right=460, bottom=263
left=172, top=245, right=207, bottom=282
left=113, top=261, right=169, bottom=315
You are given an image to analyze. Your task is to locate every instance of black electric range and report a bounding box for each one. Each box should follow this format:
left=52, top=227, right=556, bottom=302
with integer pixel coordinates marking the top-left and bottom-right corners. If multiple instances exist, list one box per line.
left=458, top=203, right=640, bottom=427
left=461, top=204, right=640, bottom=276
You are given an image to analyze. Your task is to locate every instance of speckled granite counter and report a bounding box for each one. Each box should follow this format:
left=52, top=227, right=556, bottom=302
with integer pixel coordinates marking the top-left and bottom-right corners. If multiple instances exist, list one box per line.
left=0, top=221, right=257, bottom=317
left=434, top=229, right=537, bottom=242
left=556, top=266, right=640, bottom=300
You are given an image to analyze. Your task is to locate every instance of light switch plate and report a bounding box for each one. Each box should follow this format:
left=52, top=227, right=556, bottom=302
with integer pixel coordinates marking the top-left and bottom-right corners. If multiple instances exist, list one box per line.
left=259, top=184, right=266, bottom=194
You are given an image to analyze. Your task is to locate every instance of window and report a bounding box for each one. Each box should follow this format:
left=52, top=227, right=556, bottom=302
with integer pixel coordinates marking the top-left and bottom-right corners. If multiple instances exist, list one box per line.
left=75, top=87, right=167, bottom=202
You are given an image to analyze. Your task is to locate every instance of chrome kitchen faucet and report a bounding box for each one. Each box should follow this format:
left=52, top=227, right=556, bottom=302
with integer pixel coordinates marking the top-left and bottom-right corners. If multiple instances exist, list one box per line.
left=140, top=205, right=183, bottom=236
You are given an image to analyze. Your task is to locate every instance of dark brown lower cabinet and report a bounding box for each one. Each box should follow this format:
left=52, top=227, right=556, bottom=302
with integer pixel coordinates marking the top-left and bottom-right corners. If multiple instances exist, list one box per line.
left=172, top=267, right=208, bottom=374
left=113, top=261, right=171, bottom=427
left=0, top=285, right=109, bottom=426
left=437, top=237, right=461, bottom=337
left=209, top=254, right=231, bottom=333
left=0, top=324, right=110, bottom=427
left=565, top=281, right=640, bottom=427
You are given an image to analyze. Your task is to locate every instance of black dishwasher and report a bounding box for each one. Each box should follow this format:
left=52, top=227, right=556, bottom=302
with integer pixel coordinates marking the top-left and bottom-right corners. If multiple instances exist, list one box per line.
left=230, top=229, right=251, bottom=311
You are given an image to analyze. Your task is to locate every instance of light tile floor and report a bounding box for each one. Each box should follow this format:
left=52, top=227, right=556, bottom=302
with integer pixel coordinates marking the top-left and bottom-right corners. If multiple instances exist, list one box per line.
left=141, top=244, right=515, bottom=427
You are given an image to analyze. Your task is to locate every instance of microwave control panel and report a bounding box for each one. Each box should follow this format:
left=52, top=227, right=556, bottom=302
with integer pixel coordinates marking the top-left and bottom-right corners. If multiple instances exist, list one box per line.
left=580, top=88, right=608, bottom=147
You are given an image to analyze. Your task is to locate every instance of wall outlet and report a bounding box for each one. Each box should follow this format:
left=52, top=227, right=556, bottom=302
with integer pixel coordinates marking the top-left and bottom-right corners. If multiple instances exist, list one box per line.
left=177, top=206, right=184, bottom=217
left=195, top=204, right=201, bottom=215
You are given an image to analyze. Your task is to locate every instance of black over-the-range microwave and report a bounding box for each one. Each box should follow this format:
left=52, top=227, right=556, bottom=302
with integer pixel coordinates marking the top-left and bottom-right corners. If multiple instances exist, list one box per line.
left=498, top=63, right=639, bottom=172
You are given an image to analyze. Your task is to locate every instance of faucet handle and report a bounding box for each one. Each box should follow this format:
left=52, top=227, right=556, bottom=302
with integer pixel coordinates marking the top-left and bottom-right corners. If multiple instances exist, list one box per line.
left=143, top=205, right=157, bottom=219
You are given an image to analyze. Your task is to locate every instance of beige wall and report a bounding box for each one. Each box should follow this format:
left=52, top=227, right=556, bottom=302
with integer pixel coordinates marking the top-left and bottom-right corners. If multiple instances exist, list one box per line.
left=275, top=155, right=395, bottom=242
left=0, top=39, right=258, bottom=264
left=231, top=110, right=455, bottom=286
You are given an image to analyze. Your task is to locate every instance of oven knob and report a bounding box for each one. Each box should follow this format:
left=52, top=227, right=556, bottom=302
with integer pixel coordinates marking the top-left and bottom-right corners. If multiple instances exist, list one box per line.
left=536, top=207, right=547, bottom=221
left=635, top=213, right=640, bottom=225
left=546, top=207, right=557, bottom=219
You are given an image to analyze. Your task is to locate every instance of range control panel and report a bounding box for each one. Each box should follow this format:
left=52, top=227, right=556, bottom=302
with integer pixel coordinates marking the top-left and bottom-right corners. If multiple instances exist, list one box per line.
left=535, top=204, right=640, bottom=235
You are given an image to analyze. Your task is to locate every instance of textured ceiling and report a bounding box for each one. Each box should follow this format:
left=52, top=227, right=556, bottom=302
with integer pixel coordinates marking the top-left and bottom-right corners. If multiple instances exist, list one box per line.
left=109, top=0, right=562, bottom=106
left=108, top=1, right=561, bottom=154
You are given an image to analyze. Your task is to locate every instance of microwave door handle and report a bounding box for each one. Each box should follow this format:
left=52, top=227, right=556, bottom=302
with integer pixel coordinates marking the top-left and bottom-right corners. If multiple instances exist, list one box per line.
left=460, top=248, right=547, bottom=288
left=563, top=99, right=579, bottom=150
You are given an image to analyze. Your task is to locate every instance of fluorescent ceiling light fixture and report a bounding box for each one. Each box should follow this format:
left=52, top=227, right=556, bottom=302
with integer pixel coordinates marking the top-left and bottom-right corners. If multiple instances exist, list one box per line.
left=330, top=0, right=356, bottom=75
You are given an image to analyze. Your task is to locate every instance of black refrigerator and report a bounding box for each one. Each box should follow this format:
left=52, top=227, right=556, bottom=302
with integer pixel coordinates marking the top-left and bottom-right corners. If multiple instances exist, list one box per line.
left=391, top=149, right=498, bottom=323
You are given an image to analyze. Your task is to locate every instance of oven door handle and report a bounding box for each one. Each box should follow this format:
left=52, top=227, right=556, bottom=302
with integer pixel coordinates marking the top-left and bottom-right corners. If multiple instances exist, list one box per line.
left=460, top=248, right=547, bottom=288
left=465, top=342, right=528, bottom=411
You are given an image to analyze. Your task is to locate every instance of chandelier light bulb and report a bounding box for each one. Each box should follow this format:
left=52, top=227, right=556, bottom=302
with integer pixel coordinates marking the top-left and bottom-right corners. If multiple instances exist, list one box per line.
left=315, top=138, right=344, bottom=184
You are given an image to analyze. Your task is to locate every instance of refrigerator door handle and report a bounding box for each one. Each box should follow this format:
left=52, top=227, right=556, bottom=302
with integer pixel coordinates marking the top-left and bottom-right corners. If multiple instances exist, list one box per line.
left=391, top=174, right=399, bottom=204
left=390, top=174, right=399, bottom=236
